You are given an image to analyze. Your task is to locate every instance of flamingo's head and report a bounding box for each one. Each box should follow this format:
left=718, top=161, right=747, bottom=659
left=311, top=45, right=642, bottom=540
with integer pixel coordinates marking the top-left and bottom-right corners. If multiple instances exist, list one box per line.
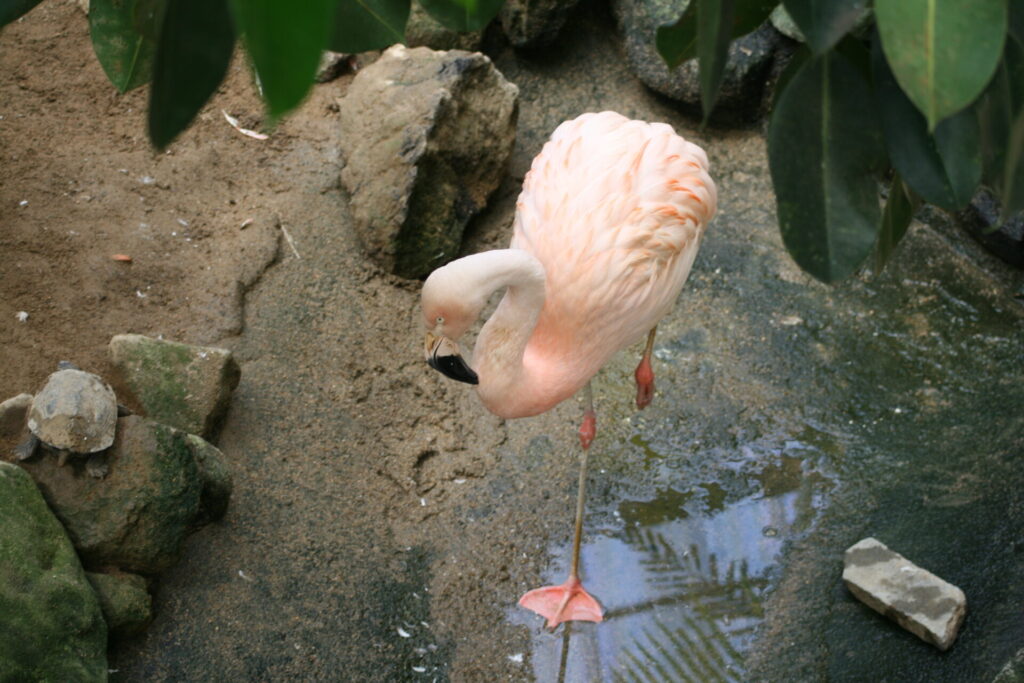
left=421, top=264, right=483, bottom=385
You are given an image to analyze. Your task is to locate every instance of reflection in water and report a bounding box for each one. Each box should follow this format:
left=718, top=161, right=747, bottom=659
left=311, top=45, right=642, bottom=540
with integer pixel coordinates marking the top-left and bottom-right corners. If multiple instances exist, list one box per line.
left=519, top=455, right=829, bottom=682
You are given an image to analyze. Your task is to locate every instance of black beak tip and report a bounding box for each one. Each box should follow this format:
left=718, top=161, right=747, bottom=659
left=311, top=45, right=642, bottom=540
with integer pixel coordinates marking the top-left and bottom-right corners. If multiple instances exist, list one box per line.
left=428, top=353, right=479, bottom=385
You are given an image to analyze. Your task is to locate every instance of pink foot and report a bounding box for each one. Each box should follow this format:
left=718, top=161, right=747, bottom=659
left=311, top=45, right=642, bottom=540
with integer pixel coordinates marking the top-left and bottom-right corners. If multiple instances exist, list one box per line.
left=634, top=357, right=654, bottom=408
left=578, top=410, right=596, bottom=450
left=519, top=575, right=604, bottom=629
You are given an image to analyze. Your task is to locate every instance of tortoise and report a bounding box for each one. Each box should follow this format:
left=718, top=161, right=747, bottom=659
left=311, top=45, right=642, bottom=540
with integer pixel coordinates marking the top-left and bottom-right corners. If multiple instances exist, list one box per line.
left=16, top=361, right=120, bottom=476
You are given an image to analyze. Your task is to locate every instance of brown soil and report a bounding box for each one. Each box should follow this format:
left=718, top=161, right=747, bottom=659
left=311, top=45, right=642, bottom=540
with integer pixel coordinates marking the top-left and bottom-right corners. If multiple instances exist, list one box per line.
left=0, top=2, right=581, bottom=680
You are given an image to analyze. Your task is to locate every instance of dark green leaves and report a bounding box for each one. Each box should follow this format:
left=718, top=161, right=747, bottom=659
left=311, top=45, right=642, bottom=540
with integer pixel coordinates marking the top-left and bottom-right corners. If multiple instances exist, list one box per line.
left=418, top=0, right=503, bottom=32
left=149, top=0, right=235, bottom=150
left=875, top=173, right=919, bottom=273
left=330, top=0, right=410, bottom=53
left=0, top=0, right=43, bottom=28
left=768, top=45, right=886, bottom=282
left=89, top=0, right=164, bottom=92
left=656, top=0, right=774, bottom=119
left=875, top=0, right=1006, bottom=131
left=230, top=0, right=335, bottom=121
left=656, top=4, right=698, bottom=69
left=696, top=0, right=736, bottom=122
left=872, top=38, right=979, bottom=210
left=977, top=34, right=1024, bottom=220
left=781, top=0, right=865, bottom=54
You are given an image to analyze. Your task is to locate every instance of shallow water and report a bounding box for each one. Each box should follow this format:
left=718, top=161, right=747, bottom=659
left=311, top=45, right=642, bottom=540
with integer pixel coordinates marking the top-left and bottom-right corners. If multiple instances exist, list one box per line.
left=515, top=438, right=833, bottom=681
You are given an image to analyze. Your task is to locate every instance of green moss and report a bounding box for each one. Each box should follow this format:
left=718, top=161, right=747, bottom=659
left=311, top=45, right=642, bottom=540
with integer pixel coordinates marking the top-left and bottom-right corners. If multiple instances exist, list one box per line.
left=0, top=463, right=107, bottom=681
left=119, top=340, right=198, bottom=431
left=85, top=572, right=151, bottom=638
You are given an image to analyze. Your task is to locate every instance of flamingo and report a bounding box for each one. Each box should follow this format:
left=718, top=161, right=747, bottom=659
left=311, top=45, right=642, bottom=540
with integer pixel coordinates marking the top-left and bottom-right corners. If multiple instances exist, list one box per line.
left=420, top=111, right=717, bottom=629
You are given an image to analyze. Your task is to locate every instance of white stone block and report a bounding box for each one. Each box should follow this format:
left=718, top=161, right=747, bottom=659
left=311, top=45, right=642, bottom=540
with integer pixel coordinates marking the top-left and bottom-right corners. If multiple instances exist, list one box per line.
left=843, top=537, right=966, bottom=650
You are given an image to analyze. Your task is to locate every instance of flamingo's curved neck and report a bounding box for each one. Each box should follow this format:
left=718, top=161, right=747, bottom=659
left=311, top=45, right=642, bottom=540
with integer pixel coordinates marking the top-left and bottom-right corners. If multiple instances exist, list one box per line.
left=459, top=250, right=549, bottom=418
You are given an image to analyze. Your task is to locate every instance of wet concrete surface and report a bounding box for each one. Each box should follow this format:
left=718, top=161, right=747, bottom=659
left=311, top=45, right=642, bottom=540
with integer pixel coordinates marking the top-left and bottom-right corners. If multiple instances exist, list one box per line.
left=110, top=2, right=1024, bottom=681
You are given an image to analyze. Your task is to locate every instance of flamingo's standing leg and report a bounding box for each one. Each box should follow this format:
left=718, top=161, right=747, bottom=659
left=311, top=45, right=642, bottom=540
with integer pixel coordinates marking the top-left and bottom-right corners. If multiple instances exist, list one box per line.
left=519, top=382, right=604, bottom=629
left=634, top=326, right=658, bottom=409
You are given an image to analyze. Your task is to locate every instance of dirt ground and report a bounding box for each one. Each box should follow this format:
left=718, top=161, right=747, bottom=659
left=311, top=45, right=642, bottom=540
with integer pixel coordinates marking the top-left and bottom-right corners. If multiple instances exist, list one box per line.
left=1, top=2, right=635, bottom=679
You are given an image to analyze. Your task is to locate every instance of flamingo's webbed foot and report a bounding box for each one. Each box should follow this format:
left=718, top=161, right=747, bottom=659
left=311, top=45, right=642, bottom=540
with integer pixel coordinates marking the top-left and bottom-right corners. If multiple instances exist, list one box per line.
left=519, top=575, right=604, bottom=630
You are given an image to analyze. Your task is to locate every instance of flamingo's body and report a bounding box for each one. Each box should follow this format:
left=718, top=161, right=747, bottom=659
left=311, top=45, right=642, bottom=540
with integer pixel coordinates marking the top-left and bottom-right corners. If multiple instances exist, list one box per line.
left=421, top=111, right=716, bottom=629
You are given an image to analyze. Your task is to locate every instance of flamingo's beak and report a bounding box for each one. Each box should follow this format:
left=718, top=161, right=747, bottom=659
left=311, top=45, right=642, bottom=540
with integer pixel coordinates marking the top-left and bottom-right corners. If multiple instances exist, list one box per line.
left=425, top=333, right=479, bottom=385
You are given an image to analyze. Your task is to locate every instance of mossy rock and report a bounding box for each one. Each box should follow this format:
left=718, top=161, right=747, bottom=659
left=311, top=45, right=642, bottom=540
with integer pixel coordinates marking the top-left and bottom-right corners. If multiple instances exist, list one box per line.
left=109, top=334, right=240, bottom=439
left=19, top=416, right=204, bottom=574
left=85, top=571, right=152, bottom=639
left=185, top=434, right=233, bottom=524
left=0, top=462, right=107, bottom=681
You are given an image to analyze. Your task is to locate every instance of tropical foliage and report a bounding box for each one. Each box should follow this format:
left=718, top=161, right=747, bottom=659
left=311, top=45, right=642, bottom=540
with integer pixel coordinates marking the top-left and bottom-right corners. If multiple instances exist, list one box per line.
left=1, top=0, right=1019, bottom=282
left=659, top=0, right=1023, bottom=281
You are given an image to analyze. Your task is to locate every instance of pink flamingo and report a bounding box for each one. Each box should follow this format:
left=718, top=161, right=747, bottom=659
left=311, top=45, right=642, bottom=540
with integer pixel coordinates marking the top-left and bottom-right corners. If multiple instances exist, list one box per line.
left=421, top=111, right=717, bottom=629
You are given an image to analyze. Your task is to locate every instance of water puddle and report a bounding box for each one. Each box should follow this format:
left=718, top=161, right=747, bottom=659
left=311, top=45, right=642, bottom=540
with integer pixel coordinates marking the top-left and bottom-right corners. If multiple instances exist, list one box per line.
left=512, top=451, right=831, bottom=682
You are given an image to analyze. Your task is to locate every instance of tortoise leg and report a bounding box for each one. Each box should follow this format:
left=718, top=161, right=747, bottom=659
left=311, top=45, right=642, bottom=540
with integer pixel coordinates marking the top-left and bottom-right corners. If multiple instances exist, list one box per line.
left=13, top=433, right=39, bottom=461
left=86, top=452, right=109, bottom=479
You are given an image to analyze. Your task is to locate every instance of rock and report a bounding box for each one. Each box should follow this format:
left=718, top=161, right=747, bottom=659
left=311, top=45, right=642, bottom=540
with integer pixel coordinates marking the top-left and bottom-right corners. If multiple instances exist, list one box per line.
left=842, top=537, right=967, bottom=650
left=958, top=188, right=1024, bottom=269
left=185, top=433, right=233, bottom=523
left=108, top=334, right=241, bottom=439
left=338, top=45, right=519, bottom=278
left=0, top=461, right=107, bottom=680
left=85, top=571, right=152, bottom=639
left=316, top=51, right=355, bottom=83
left=406, top=3, right=484, bottom=51
left=19, top=415, right=204, bottom=574
left=612, top=0, right=781, bottom=124
left=499, top=0, right=581, bottom=48
left=0, top=392, right=32, bottom=438
left=769, top=4, right=805, bottom=42
left=28, top=367, right=118, bottom=454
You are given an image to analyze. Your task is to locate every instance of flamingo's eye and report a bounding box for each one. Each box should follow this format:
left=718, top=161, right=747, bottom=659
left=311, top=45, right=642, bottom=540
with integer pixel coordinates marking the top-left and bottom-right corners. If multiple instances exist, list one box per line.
left=436, top=316, right=444, bottom=324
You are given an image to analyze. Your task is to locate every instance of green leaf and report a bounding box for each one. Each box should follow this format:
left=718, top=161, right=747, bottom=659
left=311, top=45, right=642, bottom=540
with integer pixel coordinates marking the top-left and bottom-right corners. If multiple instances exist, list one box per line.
left=230, top=0, right=334, bottom=121
left=418, top=0, right=502, bottom=32
left=656, top=3, right=698, bottom=69
left=89, top=0, right=164, bottom=93
left=781, top=0, right=865, bottom=55
left=0, top=0, right=43, bottom=28
left=768, top=46, right=887, bottom=282
left=656, top=0, right=773, bottom=71
left=329, top=0, right=409, bottom=53
left=696, top=0, right=736, bottom=122
left=875, top=173, right=919, bottom=273
left=148, top=0, right=235, bottom=150
left=872, top=37, right=980, bottom=210
left=875, top=0, right=1006, bottom=131
left=978, top=34, right=1024, bottom=220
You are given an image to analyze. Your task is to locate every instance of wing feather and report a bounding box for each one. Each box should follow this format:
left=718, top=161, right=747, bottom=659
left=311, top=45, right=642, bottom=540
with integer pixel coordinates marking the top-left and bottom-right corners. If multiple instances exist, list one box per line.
left=511, top=112, right=717, bottom=376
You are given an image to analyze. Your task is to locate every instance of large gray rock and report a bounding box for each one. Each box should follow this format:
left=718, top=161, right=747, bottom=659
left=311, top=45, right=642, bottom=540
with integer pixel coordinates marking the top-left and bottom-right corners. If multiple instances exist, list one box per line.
left=108, top=334, right=241, bottom=439
left=612, top=0, right=781, bottom=124
left=85, top=571, right=152, bottom=639
left=499, top=0, right=582, bottom=48
left=0, top=462, right=107, bottom=681
left=843, top=537, right=967, bottom=651
left=28, top=368, right=117, bottom=454
left=19, top=416, right=205, bottom=574
left=338, top=45, right=519, bottom=279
